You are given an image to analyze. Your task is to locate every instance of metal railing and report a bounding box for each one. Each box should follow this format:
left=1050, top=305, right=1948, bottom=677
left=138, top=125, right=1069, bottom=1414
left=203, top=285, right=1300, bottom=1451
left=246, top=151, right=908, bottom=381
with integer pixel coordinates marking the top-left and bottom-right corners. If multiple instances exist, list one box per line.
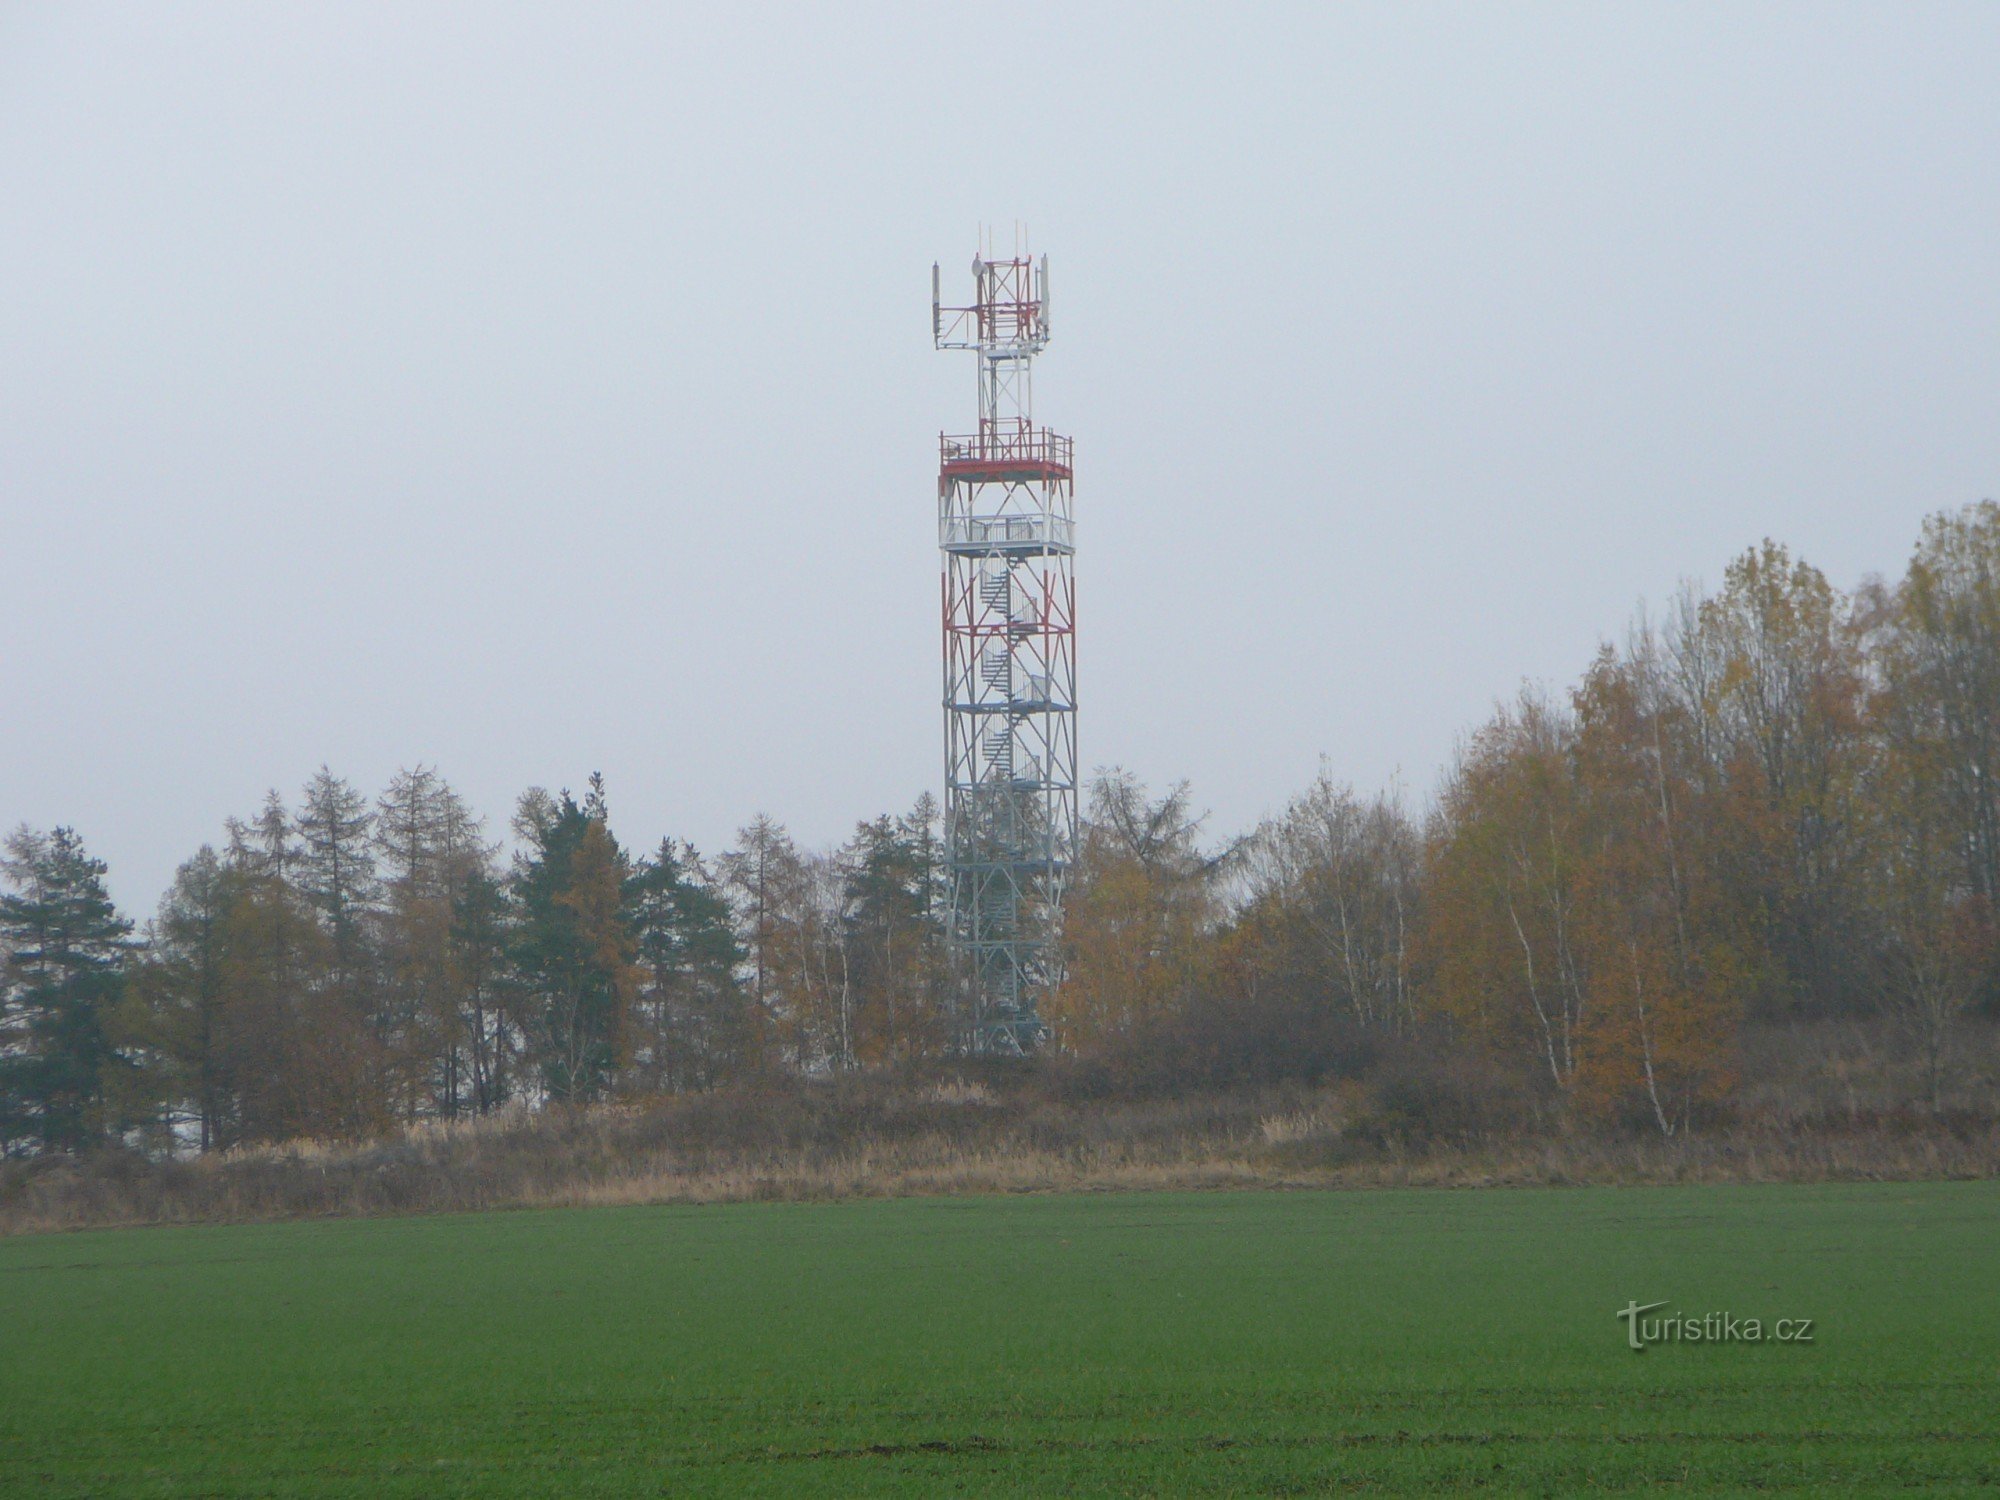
left=940, top=513, right=1075, bottom=550
left=940, top=428, right=1073, bottom=471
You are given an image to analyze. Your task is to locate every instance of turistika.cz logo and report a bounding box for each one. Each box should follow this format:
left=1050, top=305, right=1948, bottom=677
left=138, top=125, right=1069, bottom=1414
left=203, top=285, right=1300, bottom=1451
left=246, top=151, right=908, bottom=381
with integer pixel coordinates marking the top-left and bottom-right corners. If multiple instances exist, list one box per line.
left=1616, top=1300, right=1814, bottom=1352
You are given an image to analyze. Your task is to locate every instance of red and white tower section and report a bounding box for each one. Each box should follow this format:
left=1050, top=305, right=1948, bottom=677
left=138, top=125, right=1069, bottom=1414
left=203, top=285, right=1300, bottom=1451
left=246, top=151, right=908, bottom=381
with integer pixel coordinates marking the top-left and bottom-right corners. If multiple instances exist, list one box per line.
left=933, top=252, right=1076, bottom=1053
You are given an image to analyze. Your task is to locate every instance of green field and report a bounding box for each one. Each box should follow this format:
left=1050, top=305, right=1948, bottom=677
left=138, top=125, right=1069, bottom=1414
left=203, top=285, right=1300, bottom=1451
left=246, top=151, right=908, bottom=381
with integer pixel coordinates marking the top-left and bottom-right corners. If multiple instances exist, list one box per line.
left=3, top=1182, right=1996, bottom=1496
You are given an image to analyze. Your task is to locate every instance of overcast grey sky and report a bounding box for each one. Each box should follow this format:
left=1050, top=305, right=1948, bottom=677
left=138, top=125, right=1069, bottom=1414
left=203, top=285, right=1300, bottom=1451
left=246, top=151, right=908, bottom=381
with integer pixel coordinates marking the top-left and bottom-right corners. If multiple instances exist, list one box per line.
left=3, top=3, right=1996, bottom=915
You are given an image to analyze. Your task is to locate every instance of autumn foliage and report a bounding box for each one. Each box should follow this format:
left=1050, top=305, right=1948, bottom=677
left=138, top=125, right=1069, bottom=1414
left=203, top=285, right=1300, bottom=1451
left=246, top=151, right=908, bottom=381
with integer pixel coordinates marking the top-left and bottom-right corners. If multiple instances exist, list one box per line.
left=6, top=506, right=2000, bottom=1157
left=1054, top=512, right=2000, bottom=1133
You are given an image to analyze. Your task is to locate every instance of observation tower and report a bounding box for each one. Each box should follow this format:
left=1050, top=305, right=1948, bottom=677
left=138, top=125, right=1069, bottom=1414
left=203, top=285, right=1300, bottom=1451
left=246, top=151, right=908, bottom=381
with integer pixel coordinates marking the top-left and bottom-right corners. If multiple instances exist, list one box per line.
left=932, top=250, right=1077, bottom=1054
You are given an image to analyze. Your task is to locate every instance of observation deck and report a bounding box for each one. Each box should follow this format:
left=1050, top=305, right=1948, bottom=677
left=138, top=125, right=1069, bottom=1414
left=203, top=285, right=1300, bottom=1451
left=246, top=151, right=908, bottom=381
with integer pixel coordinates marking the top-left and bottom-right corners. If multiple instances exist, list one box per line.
left=939, top=512, right=1075, bottom=556
left=939, top=429, right=1073, bottom=485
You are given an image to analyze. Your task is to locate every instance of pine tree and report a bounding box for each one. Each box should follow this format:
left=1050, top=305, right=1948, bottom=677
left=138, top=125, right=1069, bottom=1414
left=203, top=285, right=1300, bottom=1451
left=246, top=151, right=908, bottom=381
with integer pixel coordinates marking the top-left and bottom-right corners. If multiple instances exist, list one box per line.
left=0, top=826, right=135, bottom=1153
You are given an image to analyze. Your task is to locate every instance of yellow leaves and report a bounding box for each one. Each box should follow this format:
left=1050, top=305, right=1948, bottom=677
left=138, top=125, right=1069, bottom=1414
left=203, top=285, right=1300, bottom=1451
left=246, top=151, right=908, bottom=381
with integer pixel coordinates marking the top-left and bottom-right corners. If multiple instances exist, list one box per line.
left=552, top=819, right=642, bottom=1069
left=1054, top=781, right=1218, bottom=1052
left=1423, top=668, right=1749, bottom=1127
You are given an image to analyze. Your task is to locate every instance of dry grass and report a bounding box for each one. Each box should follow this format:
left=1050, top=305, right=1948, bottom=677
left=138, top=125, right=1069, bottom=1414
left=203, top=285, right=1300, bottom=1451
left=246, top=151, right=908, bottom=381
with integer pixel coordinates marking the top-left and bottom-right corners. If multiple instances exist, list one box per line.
left=5, top=1030, right=1999, bottom=1237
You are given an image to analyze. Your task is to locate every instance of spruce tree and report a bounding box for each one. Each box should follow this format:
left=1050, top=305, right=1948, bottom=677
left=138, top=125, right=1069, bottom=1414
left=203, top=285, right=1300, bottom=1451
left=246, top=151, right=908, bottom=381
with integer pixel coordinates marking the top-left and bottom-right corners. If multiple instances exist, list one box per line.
left=511, top=782, right=637, bottom=1102
left=628, top=838, right=745, bottom=1089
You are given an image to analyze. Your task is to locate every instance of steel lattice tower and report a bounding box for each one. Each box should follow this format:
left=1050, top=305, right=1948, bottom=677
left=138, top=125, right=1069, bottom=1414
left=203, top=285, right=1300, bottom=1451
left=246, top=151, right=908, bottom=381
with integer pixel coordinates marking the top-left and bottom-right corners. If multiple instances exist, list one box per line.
left=933, top=250, right=1076, bottom=1054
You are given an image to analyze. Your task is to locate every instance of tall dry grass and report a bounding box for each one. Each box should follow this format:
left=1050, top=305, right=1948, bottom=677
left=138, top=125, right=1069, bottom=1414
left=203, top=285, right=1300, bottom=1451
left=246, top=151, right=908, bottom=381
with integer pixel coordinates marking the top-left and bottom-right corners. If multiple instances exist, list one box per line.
left=3, top=1035, right=1997, bottom=1234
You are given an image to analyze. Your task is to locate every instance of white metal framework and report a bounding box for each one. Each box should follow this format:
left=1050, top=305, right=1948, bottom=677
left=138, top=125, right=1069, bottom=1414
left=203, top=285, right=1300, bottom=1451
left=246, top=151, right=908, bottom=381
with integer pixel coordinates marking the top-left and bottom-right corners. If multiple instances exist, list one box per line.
left=933, top=252, right=1077, bottom=1053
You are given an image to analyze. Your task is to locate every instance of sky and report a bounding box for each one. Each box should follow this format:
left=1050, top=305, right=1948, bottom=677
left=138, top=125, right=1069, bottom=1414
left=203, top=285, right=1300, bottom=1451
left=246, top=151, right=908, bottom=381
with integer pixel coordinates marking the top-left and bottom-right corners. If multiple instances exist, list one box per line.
left=2, top=3, right=1997, bottom=917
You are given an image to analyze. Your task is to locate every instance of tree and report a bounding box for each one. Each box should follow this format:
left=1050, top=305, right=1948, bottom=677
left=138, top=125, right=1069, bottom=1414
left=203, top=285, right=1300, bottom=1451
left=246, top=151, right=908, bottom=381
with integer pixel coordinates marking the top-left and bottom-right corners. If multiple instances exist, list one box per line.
left=717, top=815, right=803, bottom=1068
left=1424, top=658, right=1742, bottom=1131
left=1239, top=768, right=1419, bottom=1031
left=1674, top=542, right=1872, bottom=1014
left=839, top=799, right=948, bottom=1063
left=289, top=771, right=392, bottom=1132
left=1569, top=638, right=1740, bottom=1133
left=1879, top=502, right=2000, bottom=907
left=295, top=767, right=379, bottom=985
left=1863, top=728, right=1990, bottom=1110
left=1423, top=692, right=1593, bottom=1096
left=1053, top=771, right=1224, bottom=1050
left=0, top=826, right=136, bottom=1153
left=133, top=846, right=236, bottom=1149
left=217, top=793, right=375, bottom=1140
left=789, top=847, right=858, bottom=1071
left=511, top=778, right=639, bottom=1102
left=451, top=866, right=519, bottom=1114
left=1863, top=503, right=2000, bottom=1104
left=373, top=766, right=495, bottom=1117
left=628, top=838, right=747, bottom=1090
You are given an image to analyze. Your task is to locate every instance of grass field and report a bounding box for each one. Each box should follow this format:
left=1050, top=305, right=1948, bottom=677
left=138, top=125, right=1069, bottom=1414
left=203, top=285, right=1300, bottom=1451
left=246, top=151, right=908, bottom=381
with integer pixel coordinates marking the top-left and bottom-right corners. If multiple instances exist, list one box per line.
left=3, top=1182, right=1996, bottom=1496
